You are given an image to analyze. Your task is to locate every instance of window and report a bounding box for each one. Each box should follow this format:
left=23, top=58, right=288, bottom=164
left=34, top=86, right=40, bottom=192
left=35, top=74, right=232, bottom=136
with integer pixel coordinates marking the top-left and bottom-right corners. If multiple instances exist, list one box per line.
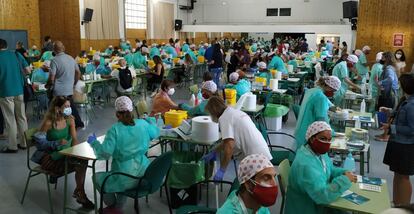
left=125, top=0, right=147, bottom=29
left=266, top=8, right=278, bottom=16
left=279, top=8, right=291, bottom=16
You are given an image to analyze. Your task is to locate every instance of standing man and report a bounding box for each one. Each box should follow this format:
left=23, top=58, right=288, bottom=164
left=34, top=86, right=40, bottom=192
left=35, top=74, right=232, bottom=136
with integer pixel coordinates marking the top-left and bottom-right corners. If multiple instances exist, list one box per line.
left=204, top=97, right=272, bottom=181
left=47, top=41, right=84, bottom=128
left=0, top=39, right=30, bottom=153
left=355, top=46, right=371, bottom=84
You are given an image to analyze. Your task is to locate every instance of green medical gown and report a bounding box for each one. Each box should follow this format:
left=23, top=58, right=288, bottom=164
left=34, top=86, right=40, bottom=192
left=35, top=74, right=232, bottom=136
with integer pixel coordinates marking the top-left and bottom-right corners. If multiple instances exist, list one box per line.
left=91, top=118, right=160, bottom=193
left=150, top=47, right=160, bottom=59
left=255, top=71, right=272, bottom=86
left=369, top=63, right=383, bottom=99
left=268, top=55, right=287, bottom=74
left=124, top=53, right=133, bottom=66
left=181, top=99, right=208, bottom=117
left=217, top=190, right=270, bottom=214
left=355, top=53, right=369, bottom=84
left=332, top=61, right=349, bottom=107
left=132, top=52, right=147, bottom=69
left=284, top=146, right=351, bottom=214
left=40, top=51, right=54, bottom=61
left=294, top=88, right=332, bottom=148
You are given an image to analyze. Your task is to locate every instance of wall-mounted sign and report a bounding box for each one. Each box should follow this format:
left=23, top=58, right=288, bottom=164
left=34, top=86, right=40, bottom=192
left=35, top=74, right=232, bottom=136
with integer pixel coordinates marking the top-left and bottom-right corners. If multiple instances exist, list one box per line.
left=393, top=33, right=404, bottom=47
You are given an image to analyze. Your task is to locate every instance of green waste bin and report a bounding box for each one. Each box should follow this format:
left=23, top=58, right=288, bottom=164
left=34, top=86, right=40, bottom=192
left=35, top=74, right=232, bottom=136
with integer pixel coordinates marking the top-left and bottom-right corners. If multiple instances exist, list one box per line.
left=167, top=151, right=206, bottom=189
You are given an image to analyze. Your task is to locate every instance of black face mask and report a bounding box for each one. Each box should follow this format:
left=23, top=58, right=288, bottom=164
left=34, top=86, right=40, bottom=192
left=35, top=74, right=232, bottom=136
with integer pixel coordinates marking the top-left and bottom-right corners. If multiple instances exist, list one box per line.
left=379, top=60, right=385, bottom=65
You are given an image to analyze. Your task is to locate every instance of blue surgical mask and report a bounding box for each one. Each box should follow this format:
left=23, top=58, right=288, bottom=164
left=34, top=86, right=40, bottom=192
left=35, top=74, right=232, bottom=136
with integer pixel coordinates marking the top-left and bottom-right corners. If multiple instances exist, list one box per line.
left=63, top=107, right=72, bottom=116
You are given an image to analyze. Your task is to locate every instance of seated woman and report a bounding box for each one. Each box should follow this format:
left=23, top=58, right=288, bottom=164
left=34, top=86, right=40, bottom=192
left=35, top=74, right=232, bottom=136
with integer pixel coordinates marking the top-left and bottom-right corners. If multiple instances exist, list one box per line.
left=147, top=55, right=165, bottom=95
left=285, top=121, right=355, bottom=214
left=217, top=154, right=277, bottom=213
left=31, top=96, right=94, bottom=209
left=225, top=70, right=251, bottom=99
left=179, top=80, right=217, bottom=117
left=150, top=80, right=178, bottom=116
left=88, top=96, right=159, bottom=212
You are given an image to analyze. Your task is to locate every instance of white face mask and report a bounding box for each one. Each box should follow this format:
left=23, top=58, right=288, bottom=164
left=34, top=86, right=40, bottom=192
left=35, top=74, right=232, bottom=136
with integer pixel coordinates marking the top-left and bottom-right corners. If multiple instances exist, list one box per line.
left=395, top=54, right=402, bottom=59
left=63, top=107, right=72, bottom=116
left=167, top=88, right=175, bottom=96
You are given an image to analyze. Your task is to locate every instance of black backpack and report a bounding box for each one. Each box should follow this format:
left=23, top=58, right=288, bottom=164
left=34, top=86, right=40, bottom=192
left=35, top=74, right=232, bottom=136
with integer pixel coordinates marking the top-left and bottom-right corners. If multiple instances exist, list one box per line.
left=119, top=68, right=133, bottom=89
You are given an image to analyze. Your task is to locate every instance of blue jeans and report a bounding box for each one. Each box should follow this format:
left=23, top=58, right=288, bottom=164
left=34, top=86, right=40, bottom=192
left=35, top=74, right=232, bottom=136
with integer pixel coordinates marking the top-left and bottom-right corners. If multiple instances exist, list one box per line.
left=209, top=67, right=223, bottom=89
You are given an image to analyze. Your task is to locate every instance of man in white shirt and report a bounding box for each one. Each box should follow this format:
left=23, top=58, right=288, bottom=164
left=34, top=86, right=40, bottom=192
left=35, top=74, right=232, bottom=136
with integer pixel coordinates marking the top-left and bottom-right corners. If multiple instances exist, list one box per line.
left=204, top=96, right=272, bottom=181
left=111, top=58, right=136, bottom=94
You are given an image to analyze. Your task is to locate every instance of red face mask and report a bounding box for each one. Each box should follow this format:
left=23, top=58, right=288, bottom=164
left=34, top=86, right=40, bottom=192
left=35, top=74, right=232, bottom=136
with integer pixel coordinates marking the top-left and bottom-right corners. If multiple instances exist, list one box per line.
left=310, top=138, right=331, bottom=154
left=249, top=180, right=278, bottom=207
left=94, top=61, right=100, bottom=66
left=347, top=62, right=353, bottom=68
left=324, top=90, right=335, bottom=97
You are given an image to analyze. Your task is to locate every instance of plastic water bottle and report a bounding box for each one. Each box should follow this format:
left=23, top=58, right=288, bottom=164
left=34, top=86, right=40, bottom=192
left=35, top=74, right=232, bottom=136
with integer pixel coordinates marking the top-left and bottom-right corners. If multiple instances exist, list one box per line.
left=189, top=94, right=196, bottom=107
left=360, top=99, right=366, bottom=113
left=156, top=113, right=164, bottom=129
left=333, top=152, right=342, bottom=167
left=343, top=153, right=356, bottom=172
left=197, top=89, right=203, bottom=103
left=355, top=117, right=361, bottom=129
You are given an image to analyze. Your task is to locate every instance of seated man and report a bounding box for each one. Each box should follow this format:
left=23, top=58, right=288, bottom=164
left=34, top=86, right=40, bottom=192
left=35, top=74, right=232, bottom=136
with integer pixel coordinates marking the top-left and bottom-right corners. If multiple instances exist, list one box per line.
left=111, top=58, right=136, bottom=95
left=255, top=62, right=272, bottom=86
left=217, top=154, right=277, bottom=213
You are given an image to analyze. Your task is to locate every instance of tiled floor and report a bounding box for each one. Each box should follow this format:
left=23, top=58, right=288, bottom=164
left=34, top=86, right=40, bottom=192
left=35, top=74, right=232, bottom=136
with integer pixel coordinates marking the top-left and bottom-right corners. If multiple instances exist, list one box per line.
left=0, top=85, right=412, bottom=213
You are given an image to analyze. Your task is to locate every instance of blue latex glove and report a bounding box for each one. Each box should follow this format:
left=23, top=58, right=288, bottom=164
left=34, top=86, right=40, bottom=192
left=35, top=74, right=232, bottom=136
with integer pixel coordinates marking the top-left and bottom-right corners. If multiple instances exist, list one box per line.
left=201, top=151, right=217, bottom=162
left=213, top=168, right=226, bottom=181
left=87, top=133, right=97, bottom=144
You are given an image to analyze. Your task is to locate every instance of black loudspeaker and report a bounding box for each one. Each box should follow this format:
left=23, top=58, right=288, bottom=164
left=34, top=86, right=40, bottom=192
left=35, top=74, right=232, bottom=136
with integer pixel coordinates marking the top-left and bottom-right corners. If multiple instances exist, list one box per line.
left=83, top=8, right=94, bottom=22
left=175, top=19, right=182, bottom=31
left=343, top=1, right=358, bottom=18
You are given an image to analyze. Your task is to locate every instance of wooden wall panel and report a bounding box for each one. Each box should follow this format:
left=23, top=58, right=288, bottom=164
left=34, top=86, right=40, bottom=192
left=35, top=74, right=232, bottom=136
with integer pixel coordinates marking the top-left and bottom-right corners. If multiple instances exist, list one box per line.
left=80, top=39, right=120, bottom=52
left=39, top=0, right=81, bottom=57
left=0, top=0, right=41, bottom=48
left=356, top=0, right=414, bottom=71
left=126, top=29, right=147, bottom=42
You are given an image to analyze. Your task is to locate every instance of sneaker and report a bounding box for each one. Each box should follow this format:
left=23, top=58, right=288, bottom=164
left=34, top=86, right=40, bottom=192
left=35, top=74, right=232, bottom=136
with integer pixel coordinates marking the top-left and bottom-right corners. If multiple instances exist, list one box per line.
left=18, top=144, right=27, bottom=150
left=1, top=147, right=18, bottom=153
left=73, top=189, right=95, bottom=209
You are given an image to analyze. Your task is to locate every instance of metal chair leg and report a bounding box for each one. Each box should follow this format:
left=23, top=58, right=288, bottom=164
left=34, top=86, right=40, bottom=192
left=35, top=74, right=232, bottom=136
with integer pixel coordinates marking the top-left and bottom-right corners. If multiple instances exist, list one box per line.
left=134, top=198, right=140, bottom=214
left=21, top=171, right=32, bottom=204
left=165, top=185, right=172, bottom=214
left=45, top=175, right=54, bottom=214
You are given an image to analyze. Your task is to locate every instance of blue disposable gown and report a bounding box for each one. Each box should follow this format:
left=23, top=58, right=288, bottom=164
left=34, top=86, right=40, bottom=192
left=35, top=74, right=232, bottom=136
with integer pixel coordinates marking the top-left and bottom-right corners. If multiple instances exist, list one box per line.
left=124, top=53, right=134, bottom=66
left=31, top=68, right=49, bottom=84
left=284, top=146, right=351, bottom=214
left=355, top=53, right=369, bottom=84
left=217, top=190, right=270, bottom=214
left=332, top=61, right=349, bottom=107
left=181, top=99, right=208, bottom=117
left=182, top=44, right=190, bottom=53
left=104, top=48, right=113, bottom=56
left=149, top=47, right=160, bottom=59
left=40, top=51, right=54, bottom=61
left=165, top=46, right=178, bottom=58
left=268, top=55, right=287, bottom=74
left=198, top=47, right=206, bottom=56
left=85, top=64, right=111, bottom=75
left=120, top=42, right=131, bottom=51
left=294, top=88, right=332, bottom=148
left=91, top=118, right=160, bottom=193
left=369, top=63, right=383, bottom=99
left=132, top=52, right=147, bottom=69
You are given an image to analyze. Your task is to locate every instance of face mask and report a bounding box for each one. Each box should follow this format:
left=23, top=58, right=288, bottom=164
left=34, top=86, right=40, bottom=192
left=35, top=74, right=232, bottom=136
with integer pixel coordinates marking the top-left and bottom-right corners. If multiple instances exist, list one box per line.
left=120, top=66, right=127, bottom=70
left=94, top=61, right=100, bottom=66
left=346, top=62, right=353, bottom=68
left=395, top=54, right=402, bottom=59
left=202, top=92, right=209, bottom=100
left=248, top=179, right=278, bottom=207
left=324, top=90, right=335, bottom=97
left=379, top=60, right=385, bottom=65
left=310, top=138, right=331, bottom=154
left=63, top=107, right=72, bottom=116
left=167, top=88, right=175, bottom=96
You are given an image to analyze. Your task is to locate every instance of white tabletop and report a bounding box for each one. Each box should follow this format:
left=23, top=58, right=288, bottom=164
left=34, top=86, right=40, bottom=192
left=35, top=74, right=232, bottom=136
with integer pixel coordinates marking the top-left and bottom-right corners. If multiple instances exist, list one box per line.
left=287, top=78, right=300, bottom=82
left=59, top=135, right=105, bottom=160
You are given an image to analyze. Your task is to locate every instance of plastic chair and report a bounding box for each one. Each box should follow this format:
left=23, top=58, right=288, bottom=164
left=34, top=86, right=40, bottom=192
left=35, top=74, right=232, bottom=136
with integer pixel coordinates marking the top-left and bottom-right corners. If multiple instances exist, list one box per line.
left=277, top=159, right=291, bottom=214
left=176, top=178, right=240, bottom=214
left=20, top=128, right=74, bottom=214
left=99, top=152, right=173, bottom=214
